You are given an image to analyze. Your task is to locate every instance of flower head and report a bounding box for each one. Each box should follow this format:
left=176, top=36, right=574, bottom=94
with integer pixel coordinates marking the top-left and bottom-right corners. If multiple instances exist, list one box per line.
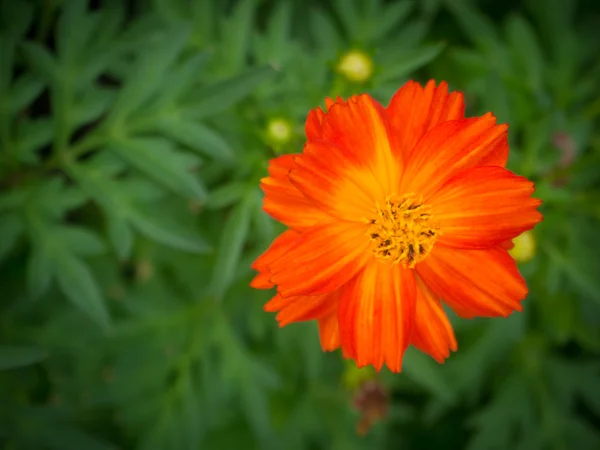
left=509, top=230, right=536, bottom=263
left=337, top=50, right=374, bottom=83
left=266, top=117, right=293, bottom=145
left=251, top=80, right=543, bottom=372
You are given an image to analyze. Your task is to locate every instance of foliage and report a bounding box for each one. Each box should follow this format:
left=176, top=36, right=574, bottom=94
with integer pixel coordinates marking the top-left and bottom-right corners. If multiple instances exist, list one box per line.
left=0, top=0, right=599, bottom=449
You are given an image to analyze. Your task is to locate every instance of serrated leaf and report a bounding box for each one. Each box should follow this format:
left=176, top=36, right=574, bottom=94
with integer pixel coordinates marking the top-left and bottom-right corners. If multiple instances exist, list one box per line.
left=0, top=213, right=23, bottom=261
left=0, top=345, right=47, bottom=370
left=156, top=118, right=234, bottom=162
left=130, top=211, right=210, bottom=254
left=54, top=250, right=111, bottom=330
left=107, top=137, right=206, bottom=200
left=210, top=194, right=253, bottom=301
left=183, top=65, right=277, bottom=119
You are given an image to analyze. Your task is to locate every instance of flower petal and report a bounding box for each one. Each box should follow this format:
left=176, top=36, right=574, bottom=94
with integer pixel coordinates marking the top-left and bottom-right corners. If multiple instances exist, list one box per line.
left=387, top=80, right=465, bottom=156
left=264, top=291, right=337, bottom=326
left=410, top=276, right=457, bottom=363
left=318, top=94, right=402, bottom=197
left=268, top=222, right=371, bottom=297
left=338, top=262, right=417, bottom=372
left=261, top=154, right=332, bottom=231
left=431, top=166, right=543, bottom=248
left=305, top=106, right=326, bottom=140
left=250, top=229, right=300, bottom=289
left=417, top=245, right=527, bottom=318
left=318, top=312, right=341, bottom=351
left=290, top=143, right=377, bottom=222
left=402, top=115, right=509, bottom=199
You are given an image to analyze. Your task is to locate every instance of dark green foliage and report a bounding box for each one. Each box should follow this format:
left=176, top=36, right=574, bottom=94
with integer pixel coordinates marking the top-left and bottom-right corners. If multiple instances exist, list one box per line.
left=0, top=0, right=599, bottom=449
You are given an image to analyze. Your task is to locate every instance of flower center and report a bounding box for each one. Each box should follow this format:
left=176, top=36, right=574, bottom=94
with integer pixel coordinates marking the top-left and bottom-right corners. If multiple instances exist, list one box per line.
left=366, top=193, right=438, bottom=268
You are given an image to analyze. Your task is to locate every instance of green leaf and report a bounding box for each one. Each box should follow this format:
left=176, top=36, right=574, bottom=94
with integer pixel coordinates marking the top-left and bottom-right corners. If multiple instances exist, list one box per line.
left=467, top=374, right=536, bottom=450
left=370, top=1, right=414, bottom=43
left=53, top=225, right=106, bottom=256
left=106, top=213, right=133, bottom=260
left=150, top=53, right=210, bottom=110
left=71, top=87, right=115, bottom=128
left=107, top=137, right=207, bottom=200
left=542, top=241, right=600, bottom=306
left=20, top=41, right=60, bottom=83
left=0, top=0, right=33, bottom=38
left=0, top=212, right=23, bottom=261
left=220, top=0, right=256, bottom=74
left=210, top=193, right=254, bottom=301
left=0, top=345, right=47, bottom=370
left=26, top=243, right=54, bottom=299
left=205, top=181, right=249, bottom=210
left=10, top=73, right=45, bottom=113
left=15, top=118, right=54, bottom=163
left=156, top=118, right=234, bottom=162
left=183, top=66, right=277, bottom=120
left=55, top=0, right=90, bottom=65
left=443, top=0, right=500, bottom=52
left=130, top=211, right=211, bottom=254
left=375, top=43, right=445, bottom=84
left=310, top=9, right=344, bottom=52
left=402, top=347, right=455, bottom=403
left=106, top=26, right=190, bottom=125
left=54, top=250, right=111, bottom=330
left=506, top=14, right=544, bottom=93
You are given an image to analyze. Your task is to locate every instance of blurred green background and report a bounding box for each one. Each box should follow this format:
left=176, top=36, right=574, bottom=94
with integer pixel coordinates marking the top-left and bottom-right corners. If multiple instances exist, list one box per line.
left=1, top=0, right=599, bottom=449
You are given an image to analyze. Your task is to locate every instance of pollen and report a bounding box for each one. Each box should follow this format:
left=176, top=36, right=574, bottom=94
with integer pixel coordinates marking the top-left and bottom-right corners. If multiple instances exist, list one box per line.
left=366, top=193, right=439, bottom=268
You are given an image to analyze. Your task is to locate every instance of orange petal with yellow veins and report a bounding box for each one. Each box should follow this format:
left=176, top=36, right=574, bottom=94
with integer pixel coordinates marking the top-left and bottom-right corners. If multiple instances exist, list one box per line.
left=268, top=223, right=371, bottom=297
left=387, top=80, right=465, bottom=156
left=431, top=166, right=543, bottom=249
left=250, top=229, right=300, bottom=289
left=319, top=94, right=402, bottom=198
left=290, top=146, right=377, bottom=222
left=403, top=115, right=508, bottom=200
left=338, top=262, right=417, bottom=372
left=410, top=276, right=457, bottom=363
left=318, top=312, right=341, bottom=351
left=261, top=154, right=331, bottom=231
left=264, top=291, right=337, bottom=327
left=416, top=244, right=527, bottom=318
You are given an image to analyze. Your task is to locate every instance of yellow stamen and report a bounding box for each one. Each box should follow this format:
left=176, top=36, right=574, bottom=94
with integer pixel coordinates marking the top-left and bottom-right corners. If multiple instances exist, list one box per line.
left=366, top=193, right=438, bottom=268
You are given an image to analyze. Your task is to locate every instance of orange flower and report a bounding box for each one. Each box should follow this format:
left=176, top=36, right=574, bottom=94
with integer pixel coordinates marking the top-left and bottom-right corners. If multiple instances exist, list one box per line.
left=251, top=80, right=542, bottom=372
